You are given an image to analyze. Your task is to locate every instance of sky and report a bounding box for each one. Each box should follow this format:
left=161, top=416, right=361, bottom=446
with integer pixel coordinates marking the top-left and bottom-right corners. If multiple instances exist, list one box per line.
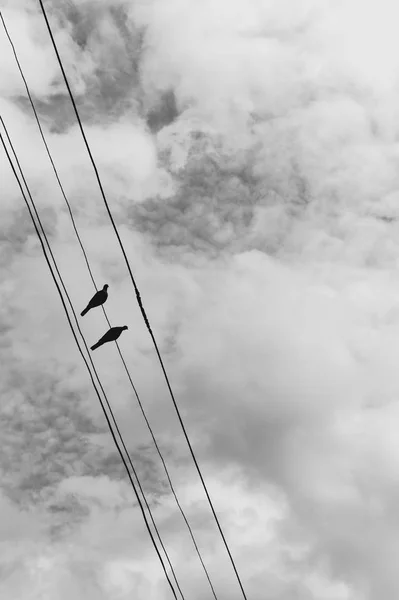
left=2, top=0, right=399, bottom=598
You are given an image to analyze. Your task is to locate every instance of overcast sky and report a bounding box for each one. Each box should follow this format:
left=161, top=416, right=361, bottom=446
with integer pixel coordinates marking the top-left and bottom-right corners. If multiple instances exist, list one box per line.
left=2, top=0, right=399, bottom=598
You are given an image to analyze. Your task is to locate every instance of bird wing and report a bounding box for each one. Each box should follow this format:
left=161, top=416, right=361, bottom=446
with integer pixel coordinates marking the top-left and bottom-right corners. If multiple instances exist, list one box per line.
left=108, top=327, right=123, bottom=341
left=88, top=289, right=105, bottom=308
left=99, top=328, right=120, bottom=343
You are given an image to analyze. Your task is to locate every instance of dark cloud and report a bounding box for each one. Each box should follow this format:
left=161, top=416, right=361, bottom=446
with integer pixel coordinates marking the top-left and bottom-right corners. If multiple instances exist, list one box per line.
left=0, top=361, right=166, bottom=517
left=15, top=0, right=143, bottom=130
left=12, top=0, right=183, bottom=136
left=0, top=204, right=58, bottom=261
left=146, top=90, right=179, bottom=133
left=0, top=366, right=100, bottom=503
left=131, top=128, right=305, bottom=258
left=0, top=208, right=37, bottom=265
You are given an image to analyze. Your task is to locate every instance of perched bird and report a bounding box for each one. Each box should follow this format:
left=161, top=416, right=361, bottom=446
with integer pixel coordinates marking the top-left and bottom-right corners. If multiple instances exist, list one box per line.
left=90, top=326, right=128, bottom=351
left=81, top=284, right=109, bottom=317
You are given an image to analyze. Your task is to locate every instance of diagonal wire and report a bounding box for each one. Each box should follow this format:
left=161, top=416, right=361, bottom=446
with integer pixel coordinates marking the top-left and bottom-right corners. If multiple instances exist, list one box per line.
left=0, top=117, right=183, bottom=600
left=35, top=3, right=248, bottom=597
left=0, top=10, right=218, bottom=598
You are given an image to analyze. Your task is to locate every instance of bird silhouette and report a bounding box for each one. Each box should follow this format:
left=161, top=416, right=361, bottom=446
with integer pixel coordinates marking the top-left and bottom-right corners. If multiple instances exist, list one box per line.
left=81, top=284, right=109, bottom=317
left=90, top=326, right=128, bottom=351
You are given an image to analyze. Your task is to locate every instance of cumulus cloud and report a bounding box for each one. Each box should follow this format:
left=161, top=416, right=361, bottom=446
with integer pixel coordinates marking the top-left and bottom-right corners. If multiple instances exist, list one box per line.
left=3, top=0, right=399, bottom=598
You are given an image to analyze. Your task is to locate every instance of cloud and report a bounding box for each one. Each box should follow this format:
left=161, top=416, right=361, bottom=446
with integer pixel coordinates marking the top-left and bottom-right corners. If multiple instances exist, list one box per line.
left=4, top=0, right=399, bottom=598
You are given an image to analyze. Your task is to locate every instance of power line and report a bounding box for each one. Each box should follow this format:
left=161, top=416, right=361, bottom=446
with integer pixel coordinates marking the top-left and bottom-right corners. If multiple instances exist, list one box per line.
left=0, top=120, right=181, bottom=600
left=0, top=11, right=218, bottom=598
left=1, top=120, right=182, bottom=600
left=36, top=2, right=248, bottom=597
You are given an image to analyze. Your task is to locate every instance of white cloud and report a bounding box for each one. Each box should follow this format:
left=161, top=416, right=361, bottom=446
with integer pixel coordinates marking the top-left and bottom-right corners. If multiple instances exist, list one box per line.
left=0, top=5, right=58, bottom=98
left=4, top=0, right=399, bottom=598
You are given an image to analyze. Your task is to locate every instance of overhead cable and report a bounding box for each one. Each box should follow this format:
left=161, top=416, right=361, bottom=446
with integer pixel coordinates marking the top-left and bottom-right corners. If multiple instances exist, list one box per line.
left=36, top=3, right=248, bottom=597
left=0, top=12, right=218, bottom=598
left=0, top=119, right=182, bottom=600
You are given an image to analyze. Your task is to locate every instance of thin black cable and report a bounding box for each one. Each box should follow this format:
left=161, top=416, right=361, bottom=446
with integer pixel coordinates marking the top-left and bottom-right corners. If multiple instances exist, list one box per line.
left=1, top=116, right=185, bottom=600
left=36, top=3, right=247, bottom=597
left=1, top=118, right=185, bottom=600
left=0, top=124, right=181, bottom=600
left=114, top=348, right=219, bottom=600
left=0, top=13, right=218, bottom=597
left=0, top=10, right=95, bottom=288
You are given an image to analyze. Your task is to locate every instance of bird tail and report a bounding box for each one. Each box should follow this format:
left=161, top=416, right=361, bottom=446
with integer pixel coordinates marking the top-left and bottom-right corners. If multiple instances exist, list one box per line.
left=81, top=306, right=89, bottom=317
left=90, top=341, right=101, bottom=351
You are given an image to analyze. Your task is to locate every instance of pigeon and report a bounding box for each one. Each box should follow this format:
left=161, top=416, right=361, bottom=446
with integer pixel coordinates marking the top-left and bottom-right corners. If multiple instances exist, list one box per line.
left=90, top=326, right=128, bottom=351
left=81, top=284, right=109, bottom=317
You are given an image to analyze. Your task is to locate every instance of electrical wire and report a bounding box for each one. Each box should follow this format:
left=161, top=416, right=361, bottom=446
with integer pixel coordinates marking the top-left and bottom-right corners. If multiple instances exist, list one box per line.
left=0, top=11, right=219, bottom=598
left=35, top=2, right=248, bottom=597
left=0, top=119, right=182, bottom=600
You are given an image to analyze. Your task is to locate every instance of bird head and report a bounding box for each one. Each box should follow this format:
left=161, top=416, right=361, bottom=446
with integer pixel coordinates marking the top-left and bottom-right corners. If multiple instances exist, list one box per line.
left=103, top=284, right=109, bottom=290
left=123, top=325, right=128, bottom=331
